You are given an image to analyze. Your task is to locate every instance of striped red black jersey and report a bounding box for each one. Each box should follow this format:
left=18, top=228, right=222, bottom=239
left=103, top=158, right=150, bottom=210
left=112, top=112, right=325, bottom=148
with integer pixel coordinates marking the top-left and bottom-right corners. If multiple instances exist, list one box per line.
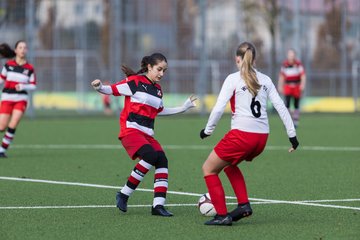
left=111, top=75, right=164, bottom=138
left=280, top=60, right=305, bottom=85
left=0, top=59, right=36, bottom=102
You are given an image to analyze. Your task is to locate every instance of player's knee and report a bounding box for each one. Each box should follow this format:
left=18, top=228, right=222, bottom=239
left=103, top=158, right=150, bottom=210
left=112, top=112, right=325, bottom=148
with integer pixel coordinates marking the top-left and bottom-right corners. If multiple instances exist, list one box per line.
left=202, top=162, right=214, bottom=176
left=155, top=151, right=168, bottom=168
left=0, top=124, right=7, bottom=132
left=137, top=144, right=158, bottom=166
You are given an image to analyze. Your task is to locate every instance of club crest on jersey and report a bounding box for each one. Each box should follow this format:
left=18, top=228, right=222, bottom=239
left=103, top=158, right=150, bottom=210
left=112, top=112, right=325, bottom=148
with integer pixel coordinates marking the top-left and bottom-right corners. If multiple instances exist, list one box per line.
left=157, top=89, right=162, bottom=97
left=23, top=69, right=29, bottom=75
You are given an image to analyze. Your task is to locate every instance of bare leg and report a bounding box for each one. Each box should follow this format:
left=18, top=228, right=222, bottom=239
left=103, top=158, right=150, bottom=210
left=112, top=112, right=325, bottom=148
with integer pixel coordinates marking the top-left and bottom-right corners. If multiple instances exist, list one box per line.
left=0, top=114, right=11, bottom=132
left=8, top=110, right=24, bottom=129
left=0, top=110, right=24, bottom=155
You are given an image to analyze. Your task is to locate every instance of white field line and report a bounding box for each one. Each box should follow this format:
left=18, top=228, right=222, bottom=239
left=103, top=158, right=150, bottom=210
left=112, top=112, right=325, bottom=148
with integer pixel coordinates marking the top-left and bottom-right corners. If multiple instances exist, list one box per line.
left=0, top=176, right=201, bottom=197
left=0, top=176, right=359, bottom=211
left=1, top=200, right=359, bottom=210
left=294, top=199, right=360, bottom=203
left=5, top=200, right=358, bottom=210
left=248, top=198, right=360, bottom=211
left=10, top=144, right=360, bottom=151
left=0, top=203, right=242, bottom=210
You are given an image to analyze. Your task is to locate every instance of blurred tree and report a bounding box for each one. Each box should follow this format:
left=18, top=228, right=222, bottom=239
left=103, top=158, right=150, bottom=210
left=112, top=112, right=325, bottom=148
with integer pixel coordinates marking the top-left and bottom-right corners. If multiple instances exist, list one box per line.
left=239, top=0, right=266, bottom=68
left=259, top=0, right=280, bottom=81
left=176, top=0, right=197, bottom=59
left=3, top=0, right=26, bottom=25
left=101, top=0, right=110, bottom=66
left=38, top=4, right=55, bottom=49
left=313, top=0, right=350, bottom=70
left=238, top=0, right=279, bottom=80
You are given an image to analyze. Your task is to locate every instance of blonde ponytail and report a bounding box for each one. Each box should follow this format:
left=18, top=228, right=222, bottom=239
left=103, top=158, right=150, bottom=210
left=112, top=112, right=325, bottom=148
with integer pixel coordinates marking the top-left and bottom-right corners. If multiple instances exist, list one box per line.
left=237, top=42, right=261, bottom=97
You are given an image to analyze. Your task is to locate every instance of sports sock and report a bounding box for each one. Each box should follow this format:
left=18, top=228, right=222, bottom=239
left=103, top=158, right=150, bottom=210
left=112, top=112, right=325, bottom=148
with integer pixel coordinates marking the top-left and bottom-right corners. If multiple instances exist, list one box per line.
left=1, top=127, right=16, bottom=153
left=204, top=174, right=227, bottom=216
left=120, top=159, right=152, bottom=197
left=224, top=165, right=249, bottom=204
left=152, top=151, right=168, bottom=207
left=153, top=167, right=168, bottom=207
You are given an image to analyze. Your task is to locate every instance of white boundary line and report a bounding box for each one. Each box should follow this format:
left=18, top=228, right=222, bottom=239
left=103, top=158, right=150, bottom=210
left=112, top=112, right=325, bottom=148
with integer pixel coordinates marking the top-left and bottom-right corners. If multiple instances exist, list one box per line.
left=247, top=198, right=360, bottom=211
left=0, top=176, right=359, bottom=211
left=10, top=144, right=360, bottom=151
left=0, top=203, right=242, bottom=210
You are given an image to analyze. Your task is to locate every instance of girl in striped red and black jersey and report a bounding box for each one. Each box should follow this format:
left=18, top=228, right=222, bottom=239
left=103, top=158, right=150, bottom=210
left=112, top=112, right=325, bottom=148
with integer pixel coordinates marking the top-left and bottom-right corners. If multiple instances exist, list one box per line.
left=0, top=41, right=36, bottom=158
left=277, top=49, right=306, bottom=128
left=92, top=53, right=196, bottom=217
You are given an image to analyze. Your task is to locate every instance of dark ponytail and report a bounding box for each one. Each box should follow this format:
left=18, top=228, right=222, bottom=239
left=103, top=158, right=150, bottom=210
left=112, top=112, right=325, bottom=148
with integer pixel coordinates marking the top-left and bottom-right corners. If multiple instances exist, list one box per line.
left=0, top=40, right=26, bottom=59
left=121, top=65, right=137, bottom=77
left=121, top=53, right=167, bottom=77
left=0, top=43, right=16, bottom=59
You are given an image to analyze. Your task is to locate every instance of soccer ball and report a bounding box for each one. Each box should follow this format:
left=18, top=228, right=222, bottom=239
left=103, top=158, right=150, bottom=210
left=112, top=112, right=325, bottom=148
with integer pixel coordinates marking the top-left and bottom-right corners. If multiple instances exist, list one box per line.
left=197, top=193, right=216, bottom=217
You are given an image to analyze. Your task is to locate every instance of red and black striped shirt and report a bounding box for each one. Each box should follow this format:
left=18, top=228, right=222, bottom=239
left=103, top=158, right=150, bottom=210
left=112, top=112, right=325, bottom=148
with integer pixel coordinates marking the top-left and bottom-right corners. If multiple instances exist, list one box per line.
left=0, top=59, right=36, bottom=102
left=111, top=75, right=163, bottom=138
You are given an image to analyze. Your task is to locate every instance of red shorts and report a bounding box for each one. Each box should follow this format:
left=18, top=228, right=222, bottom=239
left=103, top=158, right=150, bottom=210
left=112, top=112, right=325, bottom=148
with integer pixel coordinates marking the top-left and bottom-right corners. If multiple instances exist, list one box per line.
left=214, top=129, right=268, bottom=165
left=0, top=101, right=28, bottom=114
left=121, top=131, right=164, bottom=160
left=283, top=85, right=301, bottom=98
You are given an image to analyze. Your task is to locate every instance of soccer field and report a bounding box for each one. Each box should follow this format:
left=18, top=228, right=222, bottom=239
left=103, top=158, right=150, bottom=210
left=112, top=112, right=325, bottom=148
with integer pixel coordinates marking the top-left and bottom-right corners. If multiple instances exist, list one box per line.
left=0, top=113, right=359, bottom=240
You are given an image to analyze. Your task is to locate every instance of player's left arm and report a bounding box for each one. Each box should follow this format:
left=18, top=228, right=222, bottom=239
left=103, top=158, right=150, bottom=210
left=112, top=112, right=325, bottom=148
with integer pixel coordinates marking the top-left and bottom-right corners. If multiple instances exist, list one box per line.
left=16, top=70, right=37, bottom=91
left=158, top=95, right=197, bottom=116
left=201, top=75, right=235, bottom=138
left=268, top=80, right=299, bottom=152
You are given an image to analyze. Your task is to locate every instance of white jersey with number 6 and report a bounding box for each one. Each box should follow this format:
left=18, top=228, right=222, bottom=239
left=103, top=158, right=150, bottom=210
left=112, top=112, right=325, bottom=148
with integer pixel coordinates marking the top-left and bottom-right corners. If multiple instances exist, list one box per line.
left=204, top=70, right=296, bottom=138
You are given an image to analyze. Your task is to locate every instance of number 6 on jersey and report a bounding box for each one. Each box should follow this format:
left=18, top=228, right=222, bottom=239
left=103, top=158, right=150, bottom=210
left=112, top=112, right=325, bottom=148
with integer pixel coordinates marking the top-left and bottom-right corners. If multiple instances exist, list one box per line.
left=250, top=97, right=261, bottom=118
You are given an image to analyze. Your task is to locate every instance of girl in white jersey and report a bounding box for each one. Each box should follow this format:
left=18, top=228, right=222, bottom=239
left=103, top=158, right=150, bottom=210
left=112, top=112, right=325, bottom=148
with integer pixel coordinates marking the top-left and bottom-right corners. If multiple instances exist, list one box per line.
left=200, top=42, right=299, bottom=226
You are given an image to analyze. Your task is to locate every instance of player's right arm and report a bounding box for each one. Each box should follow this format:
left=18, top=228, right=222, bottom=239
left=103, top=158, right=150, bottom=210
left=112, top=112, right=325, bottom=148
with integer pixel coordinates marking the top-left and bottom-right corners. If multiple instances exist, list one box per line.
left=91, top=79, right=133, bottom=96
left=16, top=68, right=37, bottom=91
left=201, top=74, right=235, bottom=137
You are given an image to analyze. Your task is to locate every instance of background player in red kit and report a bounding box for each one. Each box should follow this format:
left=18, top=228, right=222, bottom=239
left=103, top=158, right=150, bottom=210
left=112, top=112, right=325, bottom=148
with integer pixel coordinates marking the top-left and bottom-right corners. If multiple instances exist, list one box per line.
left=92, top=53, right=196, bottom=217
left=199, top=42, right=299, bottom=226
left=0, top=41, right=36, bottom=157
left=277, top=49, right=306, bottom=127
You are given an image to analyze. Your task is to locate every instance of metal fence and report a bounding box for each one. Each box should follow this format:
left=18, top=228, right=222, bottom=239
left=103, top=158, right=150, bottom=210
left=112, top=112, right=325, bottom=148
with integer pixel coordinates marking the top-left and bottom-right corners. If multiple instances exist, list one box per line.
left=0, top=0, right=359, bottom=113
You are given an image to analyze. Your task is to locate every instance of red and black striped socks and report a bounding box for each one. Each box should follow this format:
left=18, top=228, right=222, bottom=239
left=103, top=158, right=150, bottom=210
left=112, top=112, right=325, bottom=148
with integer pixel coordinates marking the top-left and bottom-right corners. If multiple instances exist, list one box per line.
left=0, top=127, right=16, bottom=153
left=153, top=167, right=168, bottom=207
left=120, top=159, right=152, bottom=197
